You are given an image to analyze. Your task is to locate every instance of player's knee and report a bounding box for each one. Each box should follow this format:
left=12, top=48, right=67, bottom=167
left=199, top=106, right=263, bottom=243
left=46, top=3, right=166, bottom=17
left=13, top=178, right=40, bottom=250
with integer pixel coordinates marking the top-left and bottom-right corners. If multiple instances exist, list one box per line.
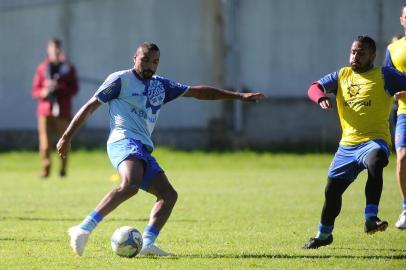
left=324, top=183, right=339, bottom=200
left=118, top=183, right=139, bottom=198
left=39, top=145, right=50, bottom=155
left=397, top=149, right=406, bottom=169
left=324, top=178, right=349, bottom=199
left=164, top=188, right=178, bottom=207
left=365, top=149, right=388, bottom=170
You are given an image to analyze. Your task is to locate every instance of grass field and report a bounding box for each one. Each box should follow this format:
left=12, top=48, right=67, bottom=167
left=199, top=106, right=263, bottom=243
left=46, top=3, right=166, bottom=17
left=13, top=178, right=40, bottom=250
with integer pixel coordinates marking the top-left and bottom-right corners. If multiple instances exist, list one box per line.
left=0, top=149, right=405, bottom=269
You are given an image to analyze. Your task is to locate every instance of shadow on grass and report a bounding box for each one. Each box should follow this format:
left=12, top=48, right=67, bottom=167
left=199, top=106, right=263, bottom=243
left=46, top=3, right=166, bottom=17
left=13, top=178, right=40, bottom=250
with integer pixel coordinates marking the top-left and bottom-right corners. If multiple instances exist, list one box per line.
left=178, top=253, right=406, bottom=260
left=0, top=216, right=145, bottom=222
left=0, top=237, right=61, bottom=243
left=332, top=247, right=406, bottom=253
left=134, top=253, right=406, bottom=260
left=0, top=216, right=197, bottom=223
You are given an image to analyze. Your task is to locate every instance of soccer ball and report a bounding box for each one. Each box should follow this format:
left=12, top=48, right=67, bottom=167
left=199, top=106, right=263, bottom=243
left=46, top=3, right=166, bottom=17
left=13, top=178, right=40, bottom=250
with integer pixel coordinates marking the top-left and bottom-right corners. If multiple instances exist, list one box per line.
left=111, top=226, right=143, bottom=257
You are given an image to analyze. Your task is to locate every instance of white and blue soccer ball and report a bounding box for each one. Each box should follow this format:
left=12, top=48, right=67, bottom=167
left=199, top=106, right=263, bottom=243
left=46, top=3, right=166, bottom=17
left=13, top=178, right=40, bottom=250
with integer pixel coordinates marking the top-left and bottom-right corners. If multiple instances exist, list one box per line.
left=111, top=226, right=143, bottom=258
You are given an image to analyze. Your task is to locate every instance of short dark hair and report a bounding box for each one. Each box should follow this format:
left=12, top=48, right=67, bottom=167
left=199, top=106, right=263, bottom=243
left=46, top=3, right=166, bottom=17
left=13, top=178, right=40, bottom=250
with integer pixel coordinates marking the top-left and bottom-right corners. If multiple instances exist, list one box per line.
left=48, top=37, right=62, bottom=48
left=138, top=42, right=160, bottom=52
left=354, top=35, right=376, bottom=53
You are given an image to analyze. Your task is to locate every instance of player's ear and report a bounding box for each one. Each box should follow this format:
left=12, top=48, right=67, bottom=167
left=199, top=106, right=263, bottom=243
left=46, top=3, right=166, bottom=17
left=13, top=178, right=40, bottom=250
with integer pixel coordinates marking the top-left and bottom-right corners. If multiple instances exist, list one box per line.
left=371, top=52, right=376, bottom=61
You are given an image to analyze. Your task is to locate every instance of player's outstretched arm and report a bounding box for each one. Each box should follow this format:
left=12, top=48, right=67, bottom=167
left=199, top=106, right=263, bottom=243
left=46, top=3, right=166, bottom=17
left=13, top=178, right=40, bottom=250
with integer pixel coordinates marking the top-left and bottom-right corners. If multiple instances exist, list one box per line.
left=57, top=97, right=101, bottom=158
left=183, top=85, right=265, bottom=102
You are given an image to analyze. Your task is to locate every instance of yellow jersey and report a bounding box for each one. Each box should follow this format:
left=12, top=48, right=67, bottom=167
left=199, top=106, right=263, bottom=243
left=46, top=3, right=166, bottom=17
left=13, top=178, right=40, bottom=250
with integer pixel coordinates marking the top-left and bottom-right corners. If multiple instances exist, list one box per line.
left=387, top=37, right=406, bottom=114
left=318, top=67, right=393, bottom=146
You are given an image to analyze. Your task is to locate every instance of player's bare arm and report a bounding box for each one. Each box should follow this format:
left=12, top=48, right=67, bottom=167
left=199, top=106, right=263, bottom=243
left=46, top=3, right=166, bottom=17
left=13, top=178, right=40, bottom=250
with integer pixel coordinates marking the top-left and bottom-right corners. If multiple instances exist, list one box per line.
left=183, top=85, right=265, bottom=102
left=57, top=97, right=101, bottom=158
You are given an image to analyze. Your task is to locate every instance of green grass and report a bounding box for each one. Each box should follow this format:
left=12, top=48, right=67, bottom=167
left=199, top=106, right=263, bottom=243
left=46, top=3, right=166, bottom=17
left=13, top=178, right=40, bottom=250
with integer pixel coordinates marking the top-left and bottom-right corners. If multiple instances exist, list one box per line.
left=0, top=149, right=405, bottom=269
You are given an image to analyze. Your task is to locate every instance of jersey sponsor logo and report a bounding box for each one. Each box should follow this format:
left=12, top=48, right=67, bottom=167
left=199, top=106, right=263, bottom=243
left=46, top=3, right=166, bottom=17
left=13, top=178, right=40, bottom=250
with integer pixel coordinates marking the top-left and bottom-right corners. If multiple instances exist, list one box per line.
left=131, top=108, right=157, bottom=123
left=343, top=100, right=372, bottom=107
left=102, top=82, right=116, bottom=96
left=344, top=81, right=374, bottom=108
left=169, top=80, right=183, bottom=89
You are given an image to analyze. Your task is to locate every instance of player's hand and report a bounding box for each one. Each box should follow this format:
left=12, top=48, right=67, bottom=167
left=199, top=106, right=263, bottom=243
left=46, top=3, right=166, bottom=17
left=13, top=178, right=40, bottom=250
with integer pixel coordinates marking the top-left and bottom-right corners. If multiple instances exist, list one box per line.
left=57, top=136, right=71, bottom=159
left=39, top=87, right=51, bottom=99
left=318, top=97, right=333, bottom=110
left=394, top=91, right=406, bottom=101
left=45, top=79, right=58, bottom=92
left=240, top=92, right=266, bottom=103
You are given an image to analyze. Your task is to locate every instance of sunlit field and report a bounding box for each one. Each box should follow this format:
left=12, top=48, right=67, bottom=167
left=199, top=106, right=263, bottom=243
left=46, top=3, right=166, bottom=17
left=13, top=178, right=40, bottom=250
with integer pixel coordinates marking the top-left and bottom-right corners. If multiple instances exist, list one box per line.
left=0, top=149, right=405, bottom=269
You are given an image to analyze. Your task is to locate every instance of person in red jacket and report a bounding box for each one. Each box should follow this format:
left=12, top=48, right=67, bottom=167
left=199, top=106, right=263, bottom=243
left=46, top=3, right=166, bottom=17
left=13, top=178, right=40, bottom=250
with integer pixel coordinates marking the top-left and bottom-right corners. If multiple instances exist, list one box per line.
left=32, top=38, right=79, bottom=178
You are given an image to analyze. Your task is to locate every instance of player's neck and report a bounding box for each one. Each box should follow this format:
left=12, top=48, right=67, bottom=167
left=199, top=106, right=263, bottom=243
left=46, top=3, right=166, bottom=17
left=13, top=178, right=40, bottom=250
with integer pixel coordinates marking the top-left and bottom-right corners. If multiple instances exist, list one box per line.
left=132, top=69, right=147, bottom=81
left=354, top=64, right=374, bottom=74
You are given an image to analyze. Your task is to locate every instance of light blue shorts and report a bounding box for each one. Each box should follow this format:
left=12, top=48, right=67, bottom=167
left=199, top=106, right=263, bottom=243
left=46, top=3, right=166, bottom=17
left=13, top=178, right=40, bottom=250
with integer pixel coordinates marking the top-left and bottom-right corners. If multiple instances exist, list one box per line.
left=395, top=114, right=406, bottom=150
left=328, top=139, right=389, bottom=181
left=107, top=138, right=164, bottom=191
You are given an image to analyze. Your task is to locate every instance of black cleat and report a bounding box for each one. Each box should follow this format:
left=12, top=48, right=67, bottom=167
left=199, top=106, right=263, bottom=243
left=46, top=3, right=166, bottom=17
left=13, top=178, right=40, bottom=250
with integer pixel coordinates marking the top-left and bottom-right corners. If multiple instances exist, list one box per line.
left=303, top=235, right=333, bottom=249
left=364, top=216, right=388, bottom=234
left=59, top=170, right=66, bottom=178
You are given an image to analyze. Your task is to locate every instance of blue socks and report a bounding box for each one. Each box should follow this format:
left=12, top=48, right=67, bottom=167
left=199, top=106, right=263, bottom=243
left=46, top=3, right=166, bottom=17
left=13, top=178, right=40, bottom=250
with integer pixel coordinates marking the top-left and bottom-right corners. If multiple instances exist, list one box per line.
left=79, top=210, right=104, bottom=232
left=403, top=200, right=406, bottom=211
left=316, top=224, right=334, bottom=240
left=315, top=204, right=380, bottom=239
left=365, top=204, right=378, bottom=220
left=142, top=225, right=160, bottom=248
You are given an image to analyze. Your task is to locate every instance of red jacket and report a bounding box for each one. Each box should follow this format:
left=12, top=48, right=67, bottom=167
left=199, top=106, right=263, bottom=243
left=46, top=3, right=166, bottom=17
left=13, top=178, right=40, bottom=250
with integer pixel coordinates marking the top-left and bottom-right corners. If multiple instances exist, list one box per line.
left=32, top=57, right=79, bottom=119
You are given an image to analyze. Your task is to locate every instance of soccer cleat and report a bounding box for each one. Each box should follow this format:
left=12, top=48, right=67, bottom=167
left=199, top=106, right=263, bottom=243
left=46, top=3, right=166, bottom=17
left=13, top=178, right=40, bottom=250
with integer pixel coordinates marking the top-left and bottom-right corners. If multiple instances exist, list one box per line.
left=59, top=170, right=66, bottom=177
left=68, top=226, right=90, bottom=256
left=364, top=216, right=388, bottom=234
left=139, top=244, right=172, bottom=256
left=395, top=211, right=406, bottom=229
left=302, top=235, right=333, bottom=249
left=40, top=166, right=50, bottom=178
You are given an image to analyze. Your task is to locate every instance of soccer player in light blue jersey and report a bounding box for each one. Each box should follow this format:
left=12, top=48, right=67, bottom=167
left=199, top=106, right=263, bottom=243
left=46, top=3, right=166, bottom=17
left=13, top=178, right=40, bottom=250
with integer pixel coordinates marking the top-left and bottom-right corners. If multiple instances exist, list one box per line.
left=57, top=42, right=265, bottom=256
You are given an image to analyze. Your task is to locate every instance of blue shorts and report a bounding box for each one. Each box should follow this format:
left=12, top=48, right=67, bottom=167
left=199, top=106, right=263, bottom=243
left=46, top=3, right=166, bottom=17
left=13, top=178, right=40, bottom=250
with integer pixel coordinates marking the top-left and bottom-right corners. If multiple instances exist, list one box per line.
left=395, top=114, right=406, bottom=150
left=328, top=139, right=389, bottom=182
left=107, top=138, right=164, bottom=191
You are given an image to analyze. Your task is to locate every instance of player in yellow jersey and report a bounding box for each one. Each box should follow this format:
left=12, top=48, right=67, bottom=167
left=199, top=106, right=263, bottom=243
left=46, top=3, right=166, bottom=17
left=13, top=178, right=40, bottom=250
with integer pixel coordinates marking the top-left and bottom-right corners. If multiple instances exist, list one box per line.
left=384, top=2, right=406, bottom=229
left=304, top=36, right=406, bottom=249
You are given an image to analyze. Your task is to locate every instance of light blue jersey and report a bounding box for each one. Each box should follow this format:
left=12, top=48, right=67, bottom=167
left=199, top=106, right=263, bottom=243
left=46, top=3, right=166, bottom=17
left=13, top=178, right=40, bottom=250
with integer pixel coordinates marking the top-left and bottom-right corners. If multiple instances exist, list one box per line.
left=95, top=69, right=190, bottom=150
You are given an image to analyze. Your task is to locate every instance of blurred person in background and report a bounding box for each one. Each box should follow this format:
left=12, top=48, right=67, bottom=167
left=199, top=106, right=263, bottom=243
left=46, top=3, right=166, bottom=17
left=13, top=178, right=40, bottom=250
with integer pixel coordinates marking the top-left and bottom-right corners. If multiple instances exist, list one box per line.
left=57, top=42, right=264, bottom=256
left=305, top=35, right=406, bottom=249
left=32, top=38, right=79, bottom=178
left=387, top=35, right=402, bottom=147
left=387, top=35, right=402, bottom=141
left=384, top=2, right=406, bottom=230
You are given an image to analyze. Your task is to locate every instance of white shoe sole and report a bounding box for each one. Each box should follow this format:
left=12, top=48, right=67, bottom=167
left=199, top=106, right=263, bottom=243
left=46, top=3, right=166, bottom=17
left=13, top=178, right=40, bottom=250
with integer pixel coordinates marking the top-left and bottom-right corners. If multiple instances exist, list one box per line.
left=139, top=245, right=172, bottom=256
